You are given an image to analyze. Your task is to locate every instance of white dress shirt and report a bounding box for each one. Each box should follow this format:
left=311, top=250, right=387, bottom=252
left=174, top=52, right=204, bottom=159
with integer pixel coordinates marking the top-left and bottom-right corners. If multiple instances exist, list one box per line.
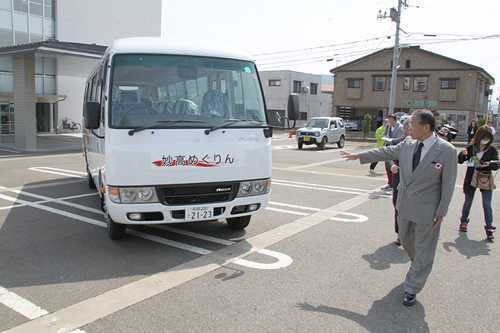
left=417, top=133, right=438, bottom=162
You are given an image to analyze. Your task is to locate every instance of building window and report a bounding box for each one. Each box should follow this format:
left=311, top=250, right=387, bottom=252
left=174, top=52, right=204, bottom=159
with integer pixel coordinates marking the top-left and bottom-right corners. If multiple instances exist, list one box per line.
left=293, top=80, right=302, bottom=93
left=310, top=83, right=318, bottom=95
left=299, top=112, right=307, bottom=120
left=405, top=60, right=411, bottom=69
left=403, top=77, right=410, bottom=91
left=413, top=76, right=428, bottom=92
left=347, top=79, right=361, bottom=88
left=440, top=78, right=457, bottom=89
left=14, top=0, right=28, bottom=12
left=373, top=76, right=386, bottom=91
left=35, top=56, right=56, bottom=95
left=268, top=79, right=281, bottom=87
left=0, top=55, right=13, bottom=93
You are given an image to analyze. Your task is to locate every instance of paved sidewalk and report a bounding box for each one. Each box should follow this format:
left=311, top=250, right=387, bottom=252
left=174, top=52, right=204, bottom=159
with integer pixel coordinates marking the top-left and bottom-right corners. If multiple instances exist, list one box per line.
left=0, top=133, right=83, bottom=154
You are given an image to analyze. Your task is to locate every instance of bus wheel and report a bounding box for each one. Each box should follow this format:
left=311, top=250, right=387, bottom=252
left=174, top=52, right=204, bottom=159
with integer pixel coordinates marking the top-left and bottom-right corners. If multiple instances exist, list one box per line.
left=102, top=200, right=126, bottom=240
left=226, top=216, right=251, bottom=230
left=87, top=170, right=96, bottom=189
left=105, top=213, right=127, bottom=240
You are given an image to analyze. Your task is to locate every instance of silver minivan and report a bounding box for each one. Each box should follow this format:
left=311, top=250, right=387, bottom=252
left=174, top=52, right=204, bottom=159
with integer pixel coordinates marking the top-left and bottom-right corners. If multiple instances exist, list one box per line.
left=296, top=117, right=346, bottom=150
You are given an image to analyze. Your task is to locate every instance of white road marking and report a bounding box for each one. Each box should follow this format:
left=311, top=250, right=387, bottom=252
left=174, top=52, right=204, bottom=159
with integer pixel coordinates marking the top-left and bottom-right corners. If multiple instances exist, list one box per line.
left=0, top=286, right=48, bottom=320
left=154, top=225, right=235, bottom=246
left=3, top=186, right=380, bottom=333
left=268, top=201, right=369, bottom=223
left=0, top=148, right=20, bottom=154
left=272, top=181, right=368, bottom=195
left=10, top=179, right=86, bottom=191
left=235, top=249, right=293, bottom=270
left=317, top=148, right=341, bottom=154
left=273, top=145, right=296, bottom=150
left=34, top=167, right=86, bottom=176
left=0, top=153, right=82, bottom=162
left=0, top=187, right=100, bottom=214
left=0, top=190, right=292, bottom=272
left=265, top=206, right=310, bottom=216
left=0, top=193, right=97, bottom=212
left=273, top=167, right=479, bottom=191
left=284, top=157, right=345, bottom=170
left=273, top=178, right=369, bottom=193
left=28, top=167, right=84, bottom=179
left=127, top=229, right=211, bottom=255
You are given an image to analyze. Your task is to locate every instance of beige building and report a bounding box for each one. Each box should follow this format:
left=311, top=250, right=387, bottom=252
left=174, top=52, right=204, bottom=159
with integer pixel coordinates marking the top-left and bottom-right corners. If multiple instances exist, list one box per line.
left=330, top=46, right=495, bottom=138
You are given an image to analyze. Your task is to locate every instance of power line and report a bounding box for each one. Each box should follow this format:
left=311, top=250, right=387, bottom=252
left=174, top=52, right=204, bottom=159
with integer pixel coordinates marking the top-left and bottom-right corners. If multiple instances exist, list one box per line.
left=257, top=34, right=500, bottom=69
left=257, top=47, right=383, bottom=67
left=253, top=39, right=393, bottom=62
left=252, top=35, right=391, bottom=57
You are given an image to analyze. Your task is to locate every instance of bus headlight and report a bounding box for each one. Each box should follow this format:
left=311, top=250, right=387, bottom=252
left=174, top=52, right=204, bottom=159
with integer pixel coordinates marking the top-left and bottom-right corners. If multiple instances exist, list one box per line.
left=237, top=179, right=271, bottom=197
left=107, top=186, right=159, bottom=204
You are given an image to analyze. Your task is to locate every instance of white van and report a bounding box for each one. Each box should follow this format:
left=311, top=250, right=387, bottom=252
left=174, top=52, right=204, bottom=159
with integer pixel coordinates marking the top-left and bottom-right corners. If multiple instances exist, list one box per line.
left=83, top=38, right=272, bottom=240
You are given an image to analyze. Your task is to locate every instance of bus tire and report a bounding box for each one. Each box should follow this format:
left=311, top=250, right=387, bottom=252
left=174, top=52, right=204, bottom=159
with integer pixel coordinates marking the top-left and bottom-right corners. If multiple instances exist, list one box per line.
left=87, top=170, right=96, bottom=189
left=105, top=213, right=127, bottom=240
left=226, top=215, right=251, bottom=230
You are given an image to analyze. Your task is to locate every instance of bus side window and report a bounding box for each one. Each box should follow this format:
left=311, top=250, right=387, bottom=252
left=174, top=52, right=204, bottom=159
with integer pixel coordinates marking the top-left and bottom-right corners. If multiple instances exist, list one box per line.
left=96, top=68, right=105, bottom=126
left=90, top=76, right=96, bottom=102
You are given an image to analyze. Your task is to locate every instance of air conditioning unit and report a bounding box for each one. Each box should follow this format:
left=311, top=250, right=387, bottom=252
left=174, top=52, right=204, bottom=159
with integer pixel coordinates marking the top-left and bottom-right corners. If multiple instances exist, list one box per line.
left=301, top=87, right=310, bottom=94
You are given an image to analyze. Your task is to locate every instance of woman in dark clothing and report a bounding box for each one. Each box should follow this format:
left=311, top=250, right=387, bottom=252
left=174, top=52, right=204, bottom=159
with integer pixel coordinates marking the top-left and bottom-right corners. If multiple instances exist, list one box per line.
left=458, top=126, right=499, bottom=242
left=467, top=120, right=478, bottom=143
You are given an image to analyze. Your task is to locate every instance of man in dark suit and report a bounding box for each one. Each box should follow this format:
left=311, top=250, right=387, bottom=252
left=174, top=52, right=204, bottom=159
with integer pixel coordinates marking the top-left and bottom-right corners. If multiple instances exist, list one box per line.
left=381, top=114, right=404, bottom=191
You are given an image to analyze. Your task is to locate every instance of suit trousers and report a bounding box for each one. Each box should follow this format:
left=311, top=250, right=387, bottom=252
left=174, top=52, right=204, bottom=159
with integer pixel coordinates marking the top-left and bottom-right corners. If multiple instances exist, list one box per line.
left=397, top=218, right=441, bottom=295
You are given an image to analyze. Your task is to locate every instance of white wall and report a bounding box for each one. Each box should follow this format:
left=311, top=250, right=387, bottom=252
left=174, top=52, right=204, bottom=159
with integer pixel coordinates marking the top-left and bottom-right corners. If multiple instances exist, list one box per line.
left=56, top=56, right=99, bottom=126
left=259, top=70, right=334, bottom=127
left=56, top=0, right=162, bottom=46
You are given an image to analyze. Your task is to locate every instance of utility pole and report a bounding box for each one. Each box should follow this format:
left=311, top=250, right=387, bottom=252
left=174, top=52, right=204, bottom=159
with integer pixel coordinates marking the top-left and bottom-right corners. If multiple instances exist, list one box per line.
left=378, top=0, right=409, bottom=115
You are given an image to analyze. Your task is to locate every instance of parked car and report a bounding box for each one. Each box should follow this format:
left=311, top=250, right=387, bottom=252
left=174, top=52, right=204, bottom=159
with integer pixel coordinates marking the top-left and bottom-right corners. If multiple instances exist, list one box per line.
left=344, top=119, right=361, bottom=131
left=437, top=124, right=458, bottom=142
left=296, top=117, right=346, bottom=150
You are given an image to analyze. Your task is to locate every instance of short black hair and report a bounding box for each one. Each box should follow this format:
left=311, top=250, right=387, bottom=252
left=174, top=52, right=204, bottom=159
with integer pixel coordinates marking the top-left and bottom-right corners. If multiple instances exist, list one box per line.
left=387, top=114, right=397, bottom=121
left=412, top=109, right=436, bottom=131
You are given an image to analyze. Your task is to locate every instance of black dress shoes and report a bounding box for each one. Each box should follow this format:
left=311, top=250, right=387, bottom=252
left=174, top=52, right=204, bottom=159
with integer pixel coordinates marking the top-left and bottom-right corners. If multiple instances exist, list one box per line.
left=403, top=292, right=416, bottom=306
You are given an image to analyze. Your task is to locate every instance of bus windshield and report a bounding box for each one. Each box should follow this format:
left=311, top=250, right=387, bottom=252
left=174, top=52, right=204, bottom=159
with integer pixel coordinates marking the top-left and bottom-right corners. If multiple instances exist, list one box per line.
left=109, top=54, right=267, bottom=129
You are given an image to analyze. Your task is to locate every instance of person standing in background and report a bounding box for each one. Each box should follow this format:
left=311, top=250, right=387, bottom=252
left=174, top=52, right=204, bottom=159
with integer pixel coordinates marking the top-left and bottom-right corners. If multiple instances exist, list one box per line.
left=467, top=120, right=478, bottom=143
left=369, top=120, right=387, bottom=175
left=388, top=119, right=412, bottom=246
left=487, top=120, right=496, bottom=136
left=381, top=115, right=404, bottom=191
left=458, top=126, right=498, bottom=242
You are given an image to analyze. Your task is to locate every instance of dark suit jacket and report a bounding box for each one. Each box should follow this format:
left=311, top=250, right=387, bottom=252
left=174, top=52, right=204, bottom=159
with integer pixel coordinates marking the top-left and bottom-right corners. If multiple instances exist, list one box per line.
left=458, top=145, right=499, bottom=193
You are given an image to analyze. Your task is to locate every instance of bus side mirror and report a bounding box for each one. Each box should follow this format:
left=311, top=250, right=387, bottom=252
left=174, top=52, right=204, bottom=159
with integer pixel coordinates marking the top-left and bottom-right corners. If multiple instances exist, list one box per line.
left=287, top=94, right=300, bottom=121
left=84, top=102, right=101, bottom=129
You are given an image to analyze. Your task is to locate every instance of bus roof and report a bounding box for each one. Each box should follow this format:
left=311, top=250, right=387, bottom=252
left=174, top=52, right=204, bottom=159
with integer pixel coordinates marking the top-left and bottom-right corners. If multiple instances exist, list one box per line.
left=109, top=37, right=254, bottom=62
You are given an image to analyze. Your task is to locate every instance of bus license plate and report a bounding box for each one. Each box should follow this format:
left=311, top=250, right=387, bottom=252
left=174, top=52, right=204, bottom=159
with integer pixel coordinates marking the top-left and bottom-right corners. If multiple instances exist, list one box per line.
left=186, top=207, right=213, bottom=221
left=303, top=136, right=311, bottom=142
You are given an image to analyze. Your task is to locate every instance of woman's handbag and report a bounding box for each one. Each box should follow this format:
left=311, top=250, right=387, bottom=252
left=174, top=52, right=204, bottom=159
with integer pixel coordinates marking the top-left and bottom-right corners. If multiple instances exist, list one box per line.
left=471, top=170, right=496, bottom=191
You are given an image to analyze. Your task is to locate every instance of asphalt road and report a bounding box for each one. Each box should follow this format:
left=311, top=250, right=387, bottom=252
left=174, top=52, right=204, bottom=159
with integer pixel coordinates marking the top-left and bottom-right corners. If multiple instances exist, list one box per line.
left=0, top=136, right=498, bottom=333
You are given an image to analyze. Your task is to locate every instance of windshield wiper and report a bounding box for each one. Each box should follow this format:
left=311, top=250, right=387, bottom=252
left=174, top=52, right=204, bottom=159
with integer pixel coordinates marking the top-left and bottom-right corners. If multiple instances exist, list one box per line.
left=204, top=120, right=266, bottom=135
left=128, top=120, right=206, bottom=136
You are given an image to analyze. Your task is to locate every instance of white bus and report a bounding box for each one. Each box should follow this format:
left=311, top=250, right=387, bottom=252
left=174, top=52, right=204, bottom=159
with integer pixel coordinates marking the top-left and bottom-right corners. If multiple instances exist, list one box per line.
left=83, top=38, right=273, bottom=240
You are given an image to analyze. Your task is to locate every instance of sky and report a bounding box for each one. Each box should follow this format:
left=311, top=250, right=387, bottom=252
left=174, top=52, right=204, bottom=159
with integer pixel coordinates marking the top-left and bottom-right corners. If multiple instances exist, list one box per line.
left=162, top=0, right=500, bottom=107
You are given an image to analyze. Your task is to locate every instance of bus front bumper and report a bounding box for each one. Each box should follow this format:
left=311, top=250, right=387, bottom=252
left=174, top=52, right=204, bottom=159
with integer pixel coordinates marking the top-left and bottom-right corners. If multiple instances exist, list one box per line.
left=106, top=193, right=270, bottom=225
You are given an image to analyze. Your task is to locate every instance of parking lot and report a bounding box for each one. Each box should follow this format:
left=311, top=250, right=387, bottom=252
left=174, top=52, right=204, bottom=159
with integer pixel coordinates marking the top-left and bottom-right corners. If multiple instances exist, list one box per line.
left=0, top=136, right=499, bottom=333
